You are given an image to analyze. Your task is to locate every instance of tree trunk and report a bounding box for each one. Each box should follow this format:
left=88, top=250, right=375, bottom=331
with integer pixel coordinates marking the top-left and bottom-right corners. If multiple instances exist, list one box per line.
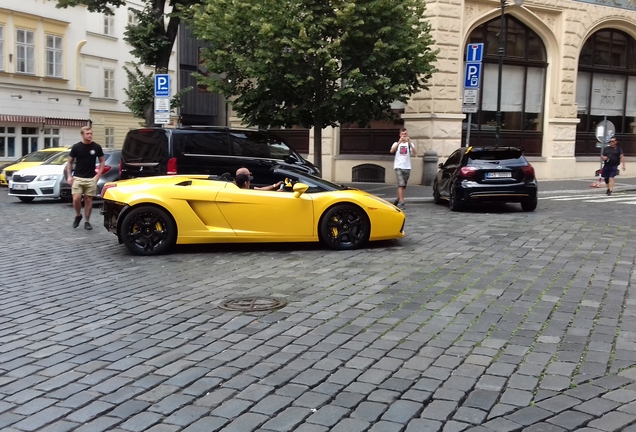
left=313, top=116, right=323, bottom=174
left=144, top=103, right=154, bottom=127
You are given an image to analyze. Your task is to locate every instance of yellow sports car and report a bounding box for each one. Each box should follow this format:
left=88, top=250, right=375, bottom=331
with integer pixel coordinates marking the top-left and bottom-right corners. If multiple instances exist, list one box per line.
left=0, top=147, right=69, bottom=186
left=101, top=167, right=405, bottom=255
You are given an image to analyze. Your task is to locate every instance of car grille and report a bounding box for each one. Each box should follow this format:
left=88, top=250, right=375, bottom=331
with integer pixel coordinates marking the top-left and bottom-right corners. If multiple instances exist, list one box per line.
left=10, top=188, right=36, bottom=195
left=12, top=175, right=35, bottom=182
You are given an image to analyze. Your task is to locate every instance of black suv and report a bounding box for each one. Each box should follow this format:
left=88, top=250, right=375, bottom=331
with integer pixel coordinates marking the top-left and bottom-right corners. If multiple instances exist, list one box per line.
left=120, top=126, right=319, bottom=187
left=433, top=146, right=538, bottom=211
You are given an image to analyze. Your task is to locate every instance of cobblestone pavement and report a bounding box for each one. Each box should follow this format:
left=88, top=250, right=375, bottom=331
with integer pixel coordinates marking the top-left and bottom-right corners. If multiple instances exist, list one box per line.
left=2, top=185, right=636, bottom=432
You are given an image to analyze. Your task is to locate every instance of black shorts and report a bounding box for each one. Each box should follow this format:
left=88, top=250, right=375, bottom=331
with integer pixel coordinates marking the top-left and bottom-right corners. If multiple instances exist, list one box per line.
left=603, top=165, right=619, bottom=179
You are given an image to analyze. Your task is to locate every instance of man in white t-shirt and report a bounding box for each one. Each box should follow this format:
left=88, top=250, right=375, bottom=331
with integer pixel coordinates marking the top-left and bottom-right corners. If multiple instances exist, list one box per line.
left=390, top=128, right=416, bottom=208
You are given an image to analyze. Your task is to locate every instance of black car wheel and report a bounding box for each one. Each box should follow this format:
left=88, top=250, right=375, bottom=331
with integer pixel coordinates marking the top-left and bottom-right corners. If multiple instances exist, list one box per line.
left=18, top=197, right=34, bottom=203
left=319, top=204, right=370, bottom=250
left=521, top=199, right=537, bottom=212
left=120, top=206, right=177, bottom=256
left=433, top=180, right=442, bottom=204
left=449, top=187, right=463, bottom=212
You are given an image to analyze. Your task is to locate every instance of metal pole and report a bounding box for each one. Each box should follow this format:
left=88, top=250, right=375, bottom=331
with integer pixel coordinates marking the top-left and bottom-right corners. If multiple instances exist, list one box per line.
left=495, top=0, right=506, bottom=146
left=466, top=113, right=472, bottom=147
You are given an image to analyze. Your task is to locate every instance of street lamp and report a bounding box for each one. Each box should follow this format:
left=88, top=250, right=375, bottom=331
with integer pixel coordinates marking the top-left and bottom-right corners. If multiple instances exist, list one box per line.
left=495, top=0, right=524, bottom=146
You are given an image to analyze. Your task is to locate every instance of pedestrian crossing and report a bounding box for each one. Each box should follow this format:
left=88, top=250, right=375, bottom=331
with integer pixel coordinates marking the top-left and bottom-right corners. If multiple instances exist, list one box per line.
left=541, top=190, right=636, bottom=204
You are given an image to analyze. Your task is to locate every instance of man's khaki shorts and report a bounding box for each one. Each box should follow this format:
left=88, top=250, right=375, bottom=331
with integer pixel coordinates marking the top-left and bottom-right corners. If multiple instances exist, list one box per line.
left=71, top=177, right=97, bottom=197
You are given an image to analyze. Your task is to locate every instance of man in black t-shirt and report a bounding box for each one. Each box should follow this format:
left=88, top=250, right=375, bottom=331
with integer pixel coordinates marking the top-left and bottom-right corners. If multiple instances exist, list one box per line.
left=601, top=137, right=626, bottom=196
left=66, top=126, right=105, bottom=230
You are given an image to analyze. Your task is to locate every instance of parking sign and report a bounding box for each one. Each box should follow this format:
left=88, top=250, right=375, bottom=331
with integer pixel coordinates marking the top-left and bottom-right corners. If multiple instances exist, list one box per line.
left=154, top=74, right=170, bottom=97
left=464, top=63, right=481, bottom=88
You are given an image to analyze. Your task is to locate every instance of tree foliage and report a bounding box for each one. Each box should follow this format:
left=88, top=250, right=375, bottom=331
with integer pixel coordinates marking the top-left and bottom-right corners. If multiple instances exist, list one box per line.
left=55, top=0, right=196, bottom=70
left=182, top=0, right=437, bottom=171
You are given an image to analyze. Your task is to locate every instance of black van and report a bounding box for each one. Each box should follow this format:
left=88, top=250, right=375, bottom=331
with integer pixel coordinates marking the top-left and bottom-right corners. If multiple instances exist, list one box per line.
left=120, top=126, right=320, bottom=186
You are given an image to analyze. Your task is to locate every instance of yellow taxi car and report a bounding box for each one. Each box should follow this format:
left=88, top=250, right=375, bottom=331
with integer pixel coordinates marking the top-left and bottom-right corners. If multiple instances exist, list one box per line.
left=0, top=147, right=69, bottom=186
left=101, top=167, right=405, bottom=256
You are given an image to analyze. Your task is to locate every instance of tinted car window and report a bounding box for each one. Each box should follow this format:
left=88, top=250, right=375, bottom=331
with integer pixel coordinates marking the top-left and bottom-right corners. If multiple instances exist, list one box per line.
left=266, top=134, right=293, bottom=159
left=229, top=131, right=270, bottom=158
left=445, top=150, right=463, bottom=166
left=122, top=130, right=169, bottom=162
left=467, top=148, right=526, bottom=166
left=107, top=151, right=121, bottom=165
left=176, top=132, right=229, bottom=156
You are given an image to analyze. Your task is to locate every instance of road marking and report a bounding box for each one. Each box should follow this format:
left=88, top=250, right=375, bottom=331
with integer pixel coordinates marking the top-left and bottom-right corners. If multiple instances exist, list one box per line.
left=541, top=192, right=636, bottom=203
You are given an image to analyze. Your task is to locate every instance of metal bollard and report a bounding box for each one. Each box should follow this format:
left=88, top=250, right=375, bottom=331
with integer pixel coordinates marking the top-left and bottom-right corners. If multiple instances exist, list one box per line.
left=422, top=150, right=438, bottom=186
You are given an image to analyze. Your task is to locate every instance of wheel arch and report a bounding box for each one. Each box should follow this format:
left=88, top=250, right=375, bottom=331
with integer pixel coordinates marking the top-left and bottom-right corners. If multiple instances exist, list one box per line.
left=317, top=201, right=370, bottom=243
left=116, top=203, right=178, bottom=241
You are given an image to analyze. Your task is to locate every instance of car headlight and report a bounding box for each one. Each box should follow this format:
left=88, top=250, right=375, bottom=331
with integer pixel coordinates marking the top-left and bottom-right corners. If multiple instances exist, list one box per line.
left=35, top=174, right=61, bottom=181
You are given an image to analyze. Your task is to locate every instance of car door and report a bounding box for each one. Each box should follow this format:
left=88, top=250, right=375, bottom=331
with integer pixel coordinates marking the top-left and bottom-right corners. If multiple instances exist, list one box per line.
left=215, top=188, right=315, bottom=238
left=438, top=149, right=464, bottom=198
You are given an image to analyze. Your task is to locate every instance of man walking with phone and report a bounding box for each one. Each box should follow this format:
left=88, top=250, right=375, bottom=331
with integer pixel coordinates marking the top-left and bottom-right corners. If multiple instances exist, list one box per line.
left=390, top=128, right=416, bottom=209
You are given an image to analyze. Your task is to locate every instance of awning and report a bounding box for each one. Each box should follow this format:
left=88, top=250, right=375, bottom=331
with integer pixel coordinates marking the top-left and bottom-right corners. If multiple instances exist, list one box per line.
left=0, top=115, right=45, bottom=123
left=45, top=117, right=91, bottom=127
left=0, top=115, right=90, bottom=127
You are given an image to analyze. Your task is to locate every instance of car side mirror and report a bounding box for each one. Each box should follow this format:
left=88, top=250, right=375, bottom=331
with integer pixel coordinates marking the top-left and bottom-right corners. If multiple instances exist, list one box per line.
left=293, top=182, right=309, bottom=198
left=284, top=155, right=298, bottom=164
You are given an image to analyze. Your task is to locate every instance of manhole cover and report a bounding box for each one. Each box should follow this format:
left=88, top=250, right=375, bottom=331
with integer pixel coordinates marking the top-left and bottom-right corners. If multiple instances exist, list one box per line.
left=218, top=297, right=287, bottom=312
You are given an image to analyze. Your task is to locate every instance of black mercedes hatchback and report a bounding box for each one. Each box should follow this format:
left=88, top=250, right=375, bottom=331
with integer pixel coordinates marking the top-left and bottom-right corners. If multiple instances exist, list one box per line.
left=433, top=146, right=538, bottom=211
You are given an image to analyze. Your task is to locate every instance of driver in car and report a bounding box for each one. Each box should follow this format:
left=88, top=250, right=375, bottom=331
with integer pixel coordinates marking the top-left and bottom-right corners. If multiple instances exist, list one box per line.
left=235, top=167, right=283, bottom=191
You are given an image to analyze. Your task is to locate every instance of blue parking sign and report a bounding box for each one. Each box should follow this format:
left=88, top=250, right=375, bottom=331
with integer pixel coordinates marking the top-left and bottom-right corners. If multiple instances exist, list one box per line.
left=464, top=63, right=481, bottom=88
left=154, top=74, right=170, bottom=97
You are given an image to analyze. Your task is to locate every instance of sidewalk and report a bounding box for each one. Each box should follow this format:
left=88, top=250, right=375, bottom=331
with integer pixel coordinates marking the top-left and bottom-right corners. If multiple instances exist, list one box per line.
left=347, top=175, right=636, bottom=203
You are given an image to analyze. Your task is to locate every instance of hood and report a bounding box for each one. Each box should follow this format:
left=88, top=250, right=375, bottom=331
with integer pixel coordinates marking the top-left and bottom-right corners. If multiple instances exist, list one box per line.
left=15, top=164, right=67, bottom=176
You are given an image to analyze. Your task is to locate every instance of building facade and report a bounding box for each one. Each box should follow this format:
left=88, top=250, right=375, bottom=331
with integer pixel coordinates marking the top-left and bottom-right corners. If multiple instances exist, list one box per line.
left=0, top=0, right=177, bottom=165
left=298, top=0, right=636, bottom=182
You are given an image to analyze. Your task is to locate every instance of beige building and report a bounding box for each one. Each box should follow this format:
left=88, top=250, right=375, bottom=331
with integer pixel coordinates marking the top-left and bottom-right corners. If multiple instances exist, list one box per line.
left=305, top=0, right=636, bottom=183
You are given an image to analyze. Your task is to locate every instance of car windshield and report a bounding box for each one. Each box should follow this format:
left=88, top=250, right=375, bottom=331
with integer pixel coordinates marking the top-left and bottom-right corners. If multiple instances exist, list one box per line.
left=467, top=147, right=526, bottom=166
left=44, top=152, right=70, bottom=166
left=274, top=169, right=348, bottom=192
left=22, top=150, right=63, bottom=162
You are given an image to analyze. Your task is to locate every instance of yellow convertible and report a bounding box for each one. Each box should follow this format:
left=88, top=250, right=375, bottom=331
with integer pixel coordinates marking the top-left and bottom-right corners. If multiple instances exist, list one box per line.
left=101, top=168, right=405, bottom=256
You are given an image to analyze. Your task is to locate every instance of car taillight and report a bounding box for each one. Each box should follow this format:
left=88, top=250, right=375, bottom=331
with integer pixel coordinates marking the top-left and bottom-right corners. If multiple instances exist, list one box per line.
left=521, top=165, right=535, bottom=180
left=95, top=166, right=111, bottom=174
left=167, top=157, right=177, bottom=175
left=101, top=183, right=116, bottom=198
left=458, top=166, right=477, bottom=178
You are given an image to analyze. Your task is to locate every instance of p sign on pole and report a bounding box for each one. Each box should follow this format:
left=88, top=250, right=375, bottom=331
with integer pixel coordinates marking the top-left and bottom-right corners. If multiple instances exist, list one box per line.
left=154, top=74, right=171, bottom=125
left=154, top=74, right=170, bottom=97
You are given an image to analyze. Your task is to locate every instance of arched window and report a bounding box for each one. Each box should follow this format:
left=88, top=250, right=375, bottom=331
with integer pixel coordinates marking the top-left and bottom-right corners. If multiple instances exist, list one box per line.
left=464, top=16, right=547, bottom=156
left=575, top=29, right=636, bottom=156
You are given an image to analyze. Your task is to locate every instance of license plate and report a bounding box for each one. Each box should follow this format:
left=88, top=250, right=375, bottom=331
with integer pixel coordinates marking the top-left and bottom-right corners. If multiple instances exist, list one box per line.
left=486, top=172, right=512, bottom=179
left=13, top=183, right=28, bottom=190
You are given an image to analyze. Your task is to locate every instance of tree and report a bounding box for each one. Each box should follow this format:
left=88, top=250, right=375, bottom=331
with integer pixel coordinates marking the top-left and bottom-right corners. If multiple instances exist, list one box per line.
left=182, top=0, right=437, bottom=172
left=55, top=0, right=196, bottom=125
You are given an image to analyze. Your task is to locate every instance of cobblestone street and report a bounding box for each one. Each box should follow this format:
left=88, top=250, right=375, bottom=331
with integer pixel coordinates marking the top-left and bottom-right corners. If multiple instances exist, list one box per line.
left=2, top=184, right=636, bottom=432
